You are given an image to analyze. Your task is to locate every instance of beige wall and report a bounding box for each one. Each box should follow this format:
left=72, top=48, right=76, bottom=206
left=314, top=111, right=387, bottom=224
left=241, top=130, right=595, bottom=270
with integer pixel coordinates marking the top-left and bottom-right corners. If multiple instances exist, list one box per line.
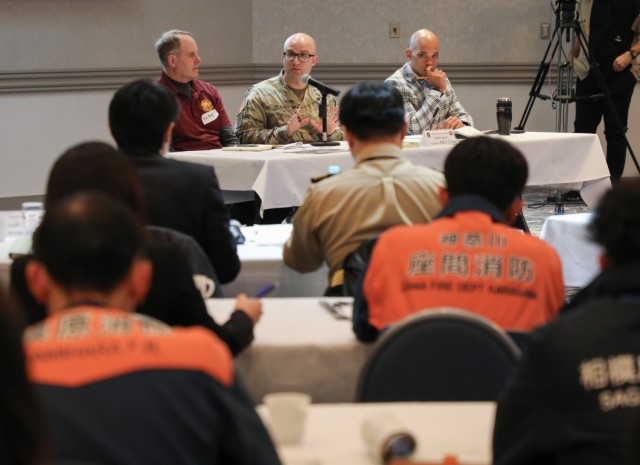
left=0, top=0, right=253, bottom=70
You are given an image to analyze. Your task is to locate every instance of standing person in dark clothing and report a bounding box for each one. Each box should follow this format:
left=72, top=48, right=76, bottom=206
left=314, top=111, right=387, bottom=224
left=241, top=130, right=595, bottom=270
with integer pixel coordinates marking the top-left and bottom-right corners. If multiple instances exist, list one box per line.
left=574, top=0, right=640, bottom=182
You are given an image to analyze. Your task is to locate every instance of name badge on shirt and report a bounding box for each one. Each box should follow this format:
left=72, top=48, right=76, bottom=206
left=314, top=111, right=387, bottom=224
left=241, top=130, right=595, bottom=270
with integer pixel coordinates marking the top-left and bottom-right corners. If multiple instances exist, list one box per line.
left=202, top=109, right=219, bottom=125
left=420, top=129, right=456, bottom=147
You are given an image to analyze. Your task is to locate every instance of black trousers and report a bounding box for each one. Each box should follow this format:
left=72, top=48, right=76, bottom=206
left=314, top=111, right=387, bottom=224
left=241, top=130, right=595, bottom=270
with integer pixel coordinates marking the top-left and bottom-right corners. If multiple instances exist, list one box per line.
left=574, top=70, right=636, bottom=181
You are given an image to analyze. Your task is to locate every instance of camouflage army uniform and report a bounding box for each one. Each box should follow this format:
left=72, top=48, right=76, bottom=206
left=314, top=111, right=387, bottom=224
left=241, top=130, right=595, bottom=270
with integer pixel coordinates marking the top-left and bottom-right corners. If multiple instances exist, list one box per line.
left=235, top=71, right=343, bottom=144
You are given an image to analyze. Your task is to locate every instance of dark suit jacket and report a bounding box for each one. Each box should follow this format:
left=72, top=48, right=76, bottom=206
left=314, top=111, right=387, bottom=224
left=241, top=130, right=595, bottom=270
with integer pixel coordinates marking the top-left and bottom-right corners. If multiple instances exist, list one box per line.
left=128, top=152, right=240, bottom=284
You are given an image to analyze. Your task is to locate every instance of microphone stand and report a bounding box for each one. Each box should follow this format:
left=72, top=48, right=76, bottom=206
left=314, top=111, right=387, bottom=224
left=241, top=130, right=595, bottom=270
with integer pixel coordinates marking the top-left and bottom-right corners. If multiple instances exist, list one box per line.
left=311, top=92, right=340, bottom=147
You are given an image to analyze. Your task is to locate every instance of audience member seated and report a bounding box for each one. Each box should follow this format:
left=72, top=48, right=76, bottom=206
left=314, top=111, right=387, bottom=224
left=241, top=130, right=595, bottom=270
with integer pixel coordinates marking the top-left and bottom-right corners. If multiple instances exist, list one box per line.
left=493, top=179, right=640, bottom=465
left=386, top=28, right=473, bottom=134
left=283, top=81, right=444, bottom=295
left=353, top=136, right=564, bottom=341
left=0, top=288, right=48, bottom=465
left=235, top=32, right=343, bottom=144
left=109, top=79, right=240, bottom=284
left=10, top=142, right=259, bottom=355
left=154, top=29, right=238, bottom=150
left=23, top=194, right=280, bottom=465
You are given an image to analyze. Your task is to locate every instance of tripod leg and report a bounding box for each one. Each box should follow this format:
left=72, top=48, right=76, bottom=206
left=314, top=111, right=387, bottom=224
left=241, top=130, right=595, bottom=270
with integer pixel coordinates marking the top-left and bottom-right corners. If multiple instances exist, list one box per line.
left=517, top=29, right=560, bottom=130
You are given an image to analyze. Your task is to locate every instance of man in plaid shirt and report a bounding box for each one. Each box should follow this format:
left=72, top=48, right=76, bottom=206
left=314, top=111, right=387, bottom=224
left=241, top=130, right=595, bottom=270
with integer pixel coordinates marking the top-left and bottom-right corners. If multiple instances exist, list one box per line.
left=386, top=29, right=473, bottom=135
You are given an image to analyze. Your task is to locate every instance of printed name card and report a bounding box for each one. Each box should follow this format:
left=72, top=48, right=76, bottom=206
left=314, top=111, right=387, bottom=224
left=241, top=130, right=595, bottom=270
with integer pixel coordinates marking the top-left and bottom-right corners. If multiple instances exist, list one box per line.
left=420, top=129, right=457, bottom=147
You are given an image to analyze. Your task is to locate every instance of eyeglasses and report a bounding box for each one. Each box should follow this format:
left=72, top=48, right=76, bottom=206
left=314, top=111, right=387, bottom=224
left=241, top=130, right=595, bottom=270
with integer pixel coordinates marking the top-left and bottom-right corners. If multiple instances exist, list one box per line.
left=283, top=51, right=316, bottom=62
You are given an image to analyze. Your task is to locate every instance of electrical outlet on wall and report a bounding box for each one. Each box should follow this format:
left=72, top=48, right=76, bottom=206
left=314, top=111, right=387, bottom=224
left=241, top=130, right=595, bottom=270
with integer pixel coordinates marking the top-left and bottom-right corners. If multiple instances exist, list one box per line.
left=540, top=23, right=551, bottom=40
left=390, top=22, right=400, bottom=39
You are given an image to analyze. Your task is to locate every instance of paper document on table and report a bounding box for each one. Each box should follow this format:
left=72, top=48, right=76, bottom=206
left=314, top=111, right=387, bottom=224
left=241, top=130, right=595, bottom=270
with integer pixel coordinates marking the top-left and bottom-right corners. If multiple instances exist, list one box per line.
left=285, top=146, right=350, bottom=154
left=453, top=126, right=486, bottom=139
left=245, top=224, right=293, bottom=246
left=221, top=144, right=274, bottom=151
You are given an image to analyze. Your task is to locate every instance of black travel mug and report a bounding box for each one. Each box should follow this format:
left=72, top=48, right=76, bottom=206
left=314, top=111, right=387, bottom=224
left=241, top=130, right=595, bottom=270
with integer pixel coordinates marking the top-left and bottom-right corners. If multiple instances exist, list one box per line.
left=496, top=98, right=512, bottom=136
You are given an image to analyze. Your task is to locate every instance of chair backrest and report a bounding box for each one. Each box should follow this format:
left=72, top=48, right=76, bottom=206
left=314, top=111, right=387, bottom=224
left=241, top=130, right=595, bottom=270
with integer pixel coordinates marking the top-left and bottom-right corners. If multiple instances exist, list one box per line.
left=341, top=235, right=379, bottom=297
left=146, top=226, right=223, bottom=297
left=356, top=308, right=521, bottom=402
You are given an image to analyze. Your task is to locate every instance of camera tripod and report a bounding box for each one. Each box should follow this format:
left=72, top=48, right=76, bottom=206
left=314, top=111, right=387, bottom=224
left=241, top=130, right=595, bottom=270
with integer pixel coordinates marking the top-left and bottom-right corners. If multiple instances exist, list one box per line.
left=516, top=0, right=639, bottom=175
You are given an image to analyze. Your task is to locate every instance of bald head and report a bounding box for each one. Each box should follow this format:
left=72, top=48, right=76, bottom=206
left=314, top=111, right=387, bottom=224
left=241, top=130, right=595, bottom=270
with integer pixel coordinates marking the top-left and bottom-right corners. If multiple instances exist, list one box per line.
left=406, top=29, right=440, bottom=76
left=282, top=32, right=319, bottom=88
left=409, top=29, right=439, bottom=53
left=284, top=33, right=317, bottom=54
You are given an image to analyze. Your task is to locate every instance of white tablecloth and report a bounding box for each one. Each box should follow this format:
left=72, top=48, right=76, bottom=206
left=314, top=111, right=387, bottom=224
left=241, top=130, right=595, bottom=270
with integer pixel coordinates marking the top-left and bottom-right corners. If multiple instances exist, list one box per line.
left=221, top=224, right=327, bottom=297
left=0, top=222, right=327, bottom=297
left=257, top=402, right=495, bottom=465
left=208, top=297, right=372, bottom=404
left=540, top=212, right=602, bottom=288
left=168, top=132, right=610, bottom=210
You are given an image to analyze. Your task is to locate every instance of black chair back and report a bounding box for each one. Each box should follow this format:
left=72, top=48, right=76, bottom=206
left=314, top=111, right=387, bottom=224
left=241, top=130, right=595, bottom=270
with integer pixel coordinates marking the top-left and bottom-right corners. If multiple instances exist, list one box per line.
left=356, top=308, right=521, bottom=402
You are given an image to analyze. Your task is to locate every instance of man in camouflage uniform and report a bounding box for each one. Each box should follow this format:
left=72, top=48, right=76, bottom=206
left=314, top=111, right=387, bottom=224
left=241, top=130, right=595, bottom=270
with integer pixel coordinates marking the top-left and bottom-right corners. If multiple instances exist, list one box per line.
left=235, top=33, right=343, bottom=144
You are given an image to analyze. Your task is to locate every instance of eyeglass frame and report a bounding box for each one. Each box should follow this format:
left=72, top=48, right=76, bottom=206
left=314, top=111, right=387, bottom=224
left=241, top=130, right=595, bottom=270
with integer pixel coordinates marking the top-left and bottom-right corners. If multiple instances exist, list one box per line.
left=283, top=51, right=316, bottom=62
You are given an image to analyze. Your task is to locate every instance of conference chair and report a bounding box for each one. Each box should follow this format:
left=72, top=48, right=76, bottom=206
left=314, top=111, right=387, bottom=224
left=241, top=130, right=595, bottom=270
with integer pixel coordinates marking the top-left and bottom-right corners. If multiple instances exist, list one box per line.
left=147, top=226, right=223, bottom=297
left=356, top=308, right=521, bottom=402
left=339, top=235, right=379, bottom=297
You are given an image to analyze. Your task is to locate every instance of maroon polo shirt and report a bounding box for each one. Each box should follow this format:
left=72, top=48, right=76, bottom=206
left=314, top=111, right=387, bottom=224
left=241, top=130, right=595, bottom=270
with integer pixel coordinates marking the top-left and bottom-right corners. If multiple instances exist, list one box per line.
left=158, top=71, right=233, bottom=151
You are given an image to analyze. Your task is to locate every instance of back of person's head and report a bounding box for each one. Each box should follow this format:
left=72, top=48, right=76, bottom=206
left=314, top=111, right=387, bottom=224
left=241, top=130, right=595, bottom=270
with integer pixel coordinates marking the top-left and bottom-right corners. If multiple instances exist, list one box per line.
left=109, top=79, right=179, bottom=155
left=444, top=136, right=528, bottom=212
left=0, top=288, right=48, bottom=465
left=33, top=194, right=146, bottom=293
left=339, top=81, right=405, bottom=141
left=155, top=29, right=192, bottom=67
left=589, top=179, right=640, bottom=265
left=45, top=141, right=144, bottom=223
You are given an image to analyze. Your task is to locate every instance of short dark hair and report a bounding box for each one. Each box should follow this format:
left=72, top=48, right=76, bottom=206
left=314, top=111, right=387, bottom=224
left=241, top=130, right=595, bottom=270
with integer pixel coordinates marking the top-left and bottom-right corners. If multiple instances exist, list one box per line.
left=339, top=81, right=405, bottom=141
left=589, top=179, right=640, bottom=265
left=109, top=79, right=179, bottom=156
left=444, top=136, right=528, bottom=212
left=33, top=194, right=146, bottom=293
left=45, top=141, right=144, bottom=224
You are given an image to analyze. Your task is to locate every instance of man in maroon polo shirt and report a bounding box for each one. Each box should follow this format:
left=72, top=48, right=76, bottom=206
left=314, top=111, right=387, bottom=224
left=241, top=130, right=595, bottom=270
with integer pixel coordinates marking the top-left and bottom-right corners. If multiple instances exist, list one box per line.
left=155, top=29, right=238, bottom=151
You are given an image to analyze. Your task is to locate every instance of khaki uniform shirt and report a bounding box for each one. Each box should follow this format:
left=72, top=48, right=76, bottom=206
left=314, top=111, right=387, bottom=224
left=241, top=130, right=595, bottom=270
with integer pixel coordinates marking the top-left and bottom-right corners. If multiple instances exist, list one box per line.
left=283, top=143, right=444, bottom=282
left=235, top=71, right=343, bottom=144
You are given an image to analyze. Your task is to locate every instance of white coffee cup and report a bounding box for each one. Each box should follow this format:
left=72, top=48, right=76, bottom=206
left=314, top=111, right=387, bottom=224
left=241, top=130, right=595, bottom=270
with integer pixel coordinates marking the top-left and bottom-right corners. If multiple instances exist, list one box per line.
left=263, top=392, right=311, bottom=445
left=361, top=412, right=417, bottom=463
left=193, top=274, right=216, bottom=299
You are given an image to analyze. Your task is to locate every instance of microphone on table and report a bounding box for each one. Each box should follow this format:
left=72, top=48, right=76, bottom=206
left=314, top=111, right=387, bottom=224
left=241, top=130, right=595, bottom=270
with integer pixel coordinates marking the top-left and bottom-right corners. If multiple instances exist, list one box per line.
left=301, top=74, right=341, bottom=97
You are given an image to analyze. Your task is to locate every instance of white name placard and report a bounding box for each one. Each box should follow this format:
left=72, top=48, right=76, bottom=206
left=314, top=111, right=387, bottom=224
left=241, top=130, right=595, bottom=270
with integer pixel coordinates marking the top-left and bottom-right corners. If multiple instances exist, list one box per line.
left=420, top=129, right=457, bottom=147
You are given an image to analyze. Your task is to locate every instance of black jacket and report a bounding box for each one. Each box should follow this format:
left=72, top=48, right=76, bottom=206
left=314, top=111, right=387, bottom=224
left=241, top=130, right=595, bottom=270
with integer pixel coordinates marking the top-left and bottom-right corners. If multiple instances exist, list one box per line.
left=128, top=152, right=240, bottom=284
left=494, top=262, right=640, bottom=465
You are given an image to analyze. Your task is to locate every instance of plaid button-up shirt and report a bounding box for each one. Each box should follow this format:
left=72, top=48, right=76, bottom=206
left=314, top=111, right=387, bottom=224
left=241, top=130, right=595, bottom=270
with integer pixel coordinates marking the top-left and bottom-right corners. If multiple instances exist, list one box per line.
left=386, top=62, right=473, bottom=135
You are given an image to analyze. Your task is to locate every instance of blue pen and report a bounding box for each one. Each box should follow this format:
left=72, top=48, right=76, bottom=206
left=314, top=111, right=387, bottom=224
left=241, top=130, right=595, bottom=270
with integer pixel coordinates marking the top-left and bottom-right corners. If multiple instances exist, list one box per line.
left=254, top=282, right=278, bottom=298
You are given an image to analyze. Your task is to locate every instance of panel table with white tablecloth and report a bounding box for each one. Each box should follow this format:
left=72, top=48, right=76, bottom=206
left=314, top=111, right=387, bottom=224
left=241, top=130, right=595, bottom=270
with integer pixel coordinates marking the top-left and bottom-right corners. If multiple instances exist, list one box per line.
left=540, top=212, right=601, bottom=288
left=208, top=297, right=372, bottom=404
left=168, top=132, right=611, bottom=210
left=257, top=402, right=495, bottom=465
